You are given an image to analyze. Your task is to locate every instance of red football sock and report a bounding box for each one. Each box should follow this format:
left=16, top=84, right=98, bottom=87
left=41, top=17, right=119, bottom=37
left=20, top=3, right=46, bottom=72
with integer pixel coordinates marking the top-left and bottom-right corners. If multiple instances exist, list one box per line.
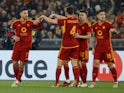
left=110, top=67, right=118, bottom=82
left=73, top=66, right=80, bottom=84
left=13, top=66, right=19, bottom=79
left=55, top=66, right=61, bottom=85
left=79, top=67, right=83, bottom=82
left=82, top=65, right=87, bottom=83
left=17, top=68, right=23, bottom=81
left=64, top=64, right=69, bottom=80
left=92, top=67, right=98, bottom=82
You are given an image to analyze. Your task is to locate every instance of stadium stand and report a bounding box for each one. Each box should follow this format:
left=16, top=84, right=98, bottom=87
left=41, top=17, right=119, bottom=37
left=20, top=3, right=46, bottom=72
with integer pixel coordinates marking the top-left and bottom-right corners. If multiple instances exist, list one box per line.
left=0, top=0, right=124, bottom=50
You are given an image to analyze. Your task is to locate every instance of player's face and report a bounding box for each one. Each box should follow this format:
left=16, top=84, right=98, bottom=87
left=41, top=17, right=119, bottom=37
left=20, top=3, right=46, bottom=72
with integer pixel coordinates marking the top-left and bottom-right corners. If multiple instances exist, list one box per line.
left=97, top=12, right=106, bottom=21
left=79, top=12, right=87, bottom=21
left=20, top=10, right=29, bottom=19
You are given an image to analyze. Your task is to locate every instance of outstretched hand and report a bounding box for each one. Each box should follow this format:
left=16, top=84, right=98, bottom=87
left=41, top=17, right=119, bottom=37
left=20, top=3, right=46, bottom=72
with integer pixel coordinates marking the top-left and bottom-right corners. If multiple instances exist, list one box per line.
left=73, top=33, right=80, bottom=38
left=33, top=16, right=44, bottom=25
left=49, top=14, right=55, bottom=19
left=40, top=15, right=45, bottom=19
left=33, top=19, right=40, bottom=25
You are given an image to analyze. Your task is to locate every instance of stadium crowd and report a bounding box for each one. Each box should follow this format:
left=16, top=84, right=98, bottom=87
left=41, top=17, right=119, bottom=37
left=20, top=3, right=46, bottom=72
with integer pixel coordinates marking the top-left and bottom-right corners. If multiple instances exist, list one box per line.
left=0, top=0, right=124, bottom=49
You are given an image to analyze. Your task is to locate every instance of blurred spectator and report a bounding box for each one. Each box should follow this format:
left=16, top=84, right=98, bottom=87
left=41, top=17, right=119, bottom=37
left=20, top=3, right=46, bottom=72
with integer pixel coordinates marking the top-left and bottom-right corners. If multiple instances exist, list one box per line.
left=0, top=22, right=8, bottom=38
left=0, top=10, right=8, bottom=22
left=53, top=26, right=62, bottom=39
left=32, top=29, right=42, bottom=50
left=116, top=8, right=124, bottom=29
left=23, top=0, right=29, bottom=5
left=1, top=21, right=14, bottom=49
left=30, top=9, right=37, bottom=20
left=29, top=9, right=43, bottom=50
left=47, top=31, right=53, bottom=39
left=0, top=0, right=124, bottom=49
left=47, top=2, right=56, bottom=16
left=15, top=0, right=24, bottom=18
left=55, top=0, right=64, bottom=15
left=41, top=30, right=47, bottom=38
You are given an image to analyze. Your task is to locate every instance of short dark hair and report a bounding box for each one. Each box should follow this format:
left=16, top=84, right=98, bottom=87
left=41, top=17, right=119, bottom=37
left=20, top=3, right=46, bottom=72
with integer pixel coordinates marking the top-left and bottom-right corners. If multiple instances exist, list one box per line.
left=65, top=6, right=74, bottom=15
left=96, top=9, right=105, bottom=14
left=79, top=9, right=88, bottom=16
left=20, top=7, right=28, bottom=13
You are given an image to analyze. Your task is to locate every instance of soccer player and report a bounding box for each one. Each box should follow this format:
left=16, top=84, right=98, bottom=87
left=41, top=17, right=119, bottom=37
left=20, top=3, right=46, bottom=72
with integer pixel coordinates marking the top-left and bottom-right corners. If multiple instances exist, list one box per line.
left=49, top=13, right=71, bottom=87
left=73, top=10, right=92, bottom=87
left=40, top=6, right=80, bottom=87
left=8, top=7, right=42, bottom=87
left=88, top=9, right=118, bottom=88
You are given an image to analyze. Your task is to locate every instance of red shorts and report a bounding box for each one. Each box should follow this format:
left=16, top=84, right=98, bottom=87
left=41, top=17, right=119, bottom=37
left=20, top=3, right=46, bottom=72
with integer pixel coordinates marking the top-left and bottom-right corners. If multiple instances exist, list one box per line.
left=79, top=49, right=89, bottom=62
left=58, top=47, right=79, bottom=61
left=12, top=49, right=29, bottom=62
left=79, top=41, right=89, bottom=62
left=94, top=47, right=114, bottom=63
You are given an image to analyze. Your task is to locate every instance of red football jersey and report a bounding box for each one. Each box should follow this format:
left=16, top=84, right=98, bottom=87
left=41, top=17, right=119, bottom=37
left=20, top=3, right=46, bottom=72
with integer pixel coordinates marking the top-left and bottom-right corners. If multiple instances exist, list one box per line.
left=58, top=17, right=79, bottom=48
left=78, top=21, right=92, bottom=49
left=92, top=20, right=115, bottom=47
left=10, top=19, right=42, bottom=50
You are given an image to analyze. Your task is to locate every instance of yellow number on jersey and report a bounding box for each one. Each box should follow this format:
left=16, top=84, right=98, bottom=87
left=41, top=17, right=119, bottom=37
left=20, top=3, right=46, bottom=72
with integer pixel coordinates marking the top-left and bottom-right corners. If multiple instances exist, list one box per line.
left=70, top=25, right=76, bottom=35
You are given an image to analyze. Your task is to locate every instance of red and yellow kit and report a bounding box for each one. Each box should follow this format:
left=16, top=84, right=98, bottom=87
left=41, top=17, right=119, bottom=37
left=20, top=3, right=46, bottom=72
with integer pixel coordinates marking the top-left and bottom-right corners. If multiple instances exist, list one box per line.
left=8, top=19, right=42, bottom=62
left=57, top=17, right=79, bottom=60
left=92, top=20, right=115, bottom=62
left=78, top=21, right=92, bottom=62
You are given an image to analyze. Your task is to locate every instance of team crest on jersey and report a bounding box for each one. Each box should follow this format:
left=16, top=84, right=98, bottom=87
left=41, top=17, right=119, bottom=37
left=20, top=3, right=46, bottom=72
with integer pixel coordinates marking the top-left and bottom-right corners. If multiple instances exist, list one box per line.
left=97, top=30, right=102, bottom=36
left=21, top=27, right=27, bottom=33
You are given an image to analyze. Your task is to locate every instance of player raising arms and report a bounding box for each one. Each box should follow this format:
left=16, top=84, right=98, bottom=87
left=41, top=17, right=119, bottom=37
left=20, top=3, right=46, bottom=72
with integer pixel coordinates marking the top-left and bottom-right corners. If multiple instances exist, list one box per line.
left=8, top=7, right=42, bottom=87
left=40, top=6, right=80, bottom=87
left=88, top=9, right=118, bottom=88
left=73, top=10, right=92, bottom=87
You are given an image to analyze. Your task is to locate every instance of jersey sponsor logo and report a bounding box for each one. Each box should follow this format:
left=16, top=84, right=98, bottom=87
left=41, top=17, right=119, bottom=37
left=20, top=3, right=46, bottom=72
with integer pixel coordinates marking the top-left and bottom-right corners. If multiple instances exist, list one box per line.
left=97, top=51, right=122, bottom=81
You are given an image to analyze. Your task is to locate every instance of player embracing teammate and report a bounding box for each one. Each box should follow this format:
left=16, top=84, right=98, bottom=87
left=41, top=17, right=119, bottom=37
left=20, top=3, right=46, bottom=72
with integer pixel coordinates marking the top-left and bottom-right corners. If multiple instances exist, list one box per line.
left=40, top=7, right=118, bottom=88
left=8, top=6, right=118, bottom=88
left=40, top=6, right=80, bottom=87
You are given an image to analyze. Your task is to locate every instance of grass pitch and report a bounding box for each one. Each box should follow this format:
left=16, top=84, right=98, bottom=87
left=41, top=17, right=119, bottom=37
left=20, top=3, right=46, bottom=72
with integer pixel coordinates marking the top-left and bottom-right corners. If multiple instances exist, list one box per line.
left=0, top=80, right=123, bottom=93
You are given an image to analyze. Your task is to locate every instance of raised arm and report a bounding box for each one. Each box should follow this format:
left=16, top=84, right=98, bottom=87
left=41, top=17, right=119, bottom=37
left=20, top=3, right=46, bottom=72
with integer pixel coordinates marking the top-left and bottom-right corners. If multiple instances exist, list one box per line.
left=109, top=28, right=120, bottom=34
left=49, top=13, right=66, bottom=19
left=74, top=32, right=91, bottom=39
left=40, top=15, right=58, bottom=24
